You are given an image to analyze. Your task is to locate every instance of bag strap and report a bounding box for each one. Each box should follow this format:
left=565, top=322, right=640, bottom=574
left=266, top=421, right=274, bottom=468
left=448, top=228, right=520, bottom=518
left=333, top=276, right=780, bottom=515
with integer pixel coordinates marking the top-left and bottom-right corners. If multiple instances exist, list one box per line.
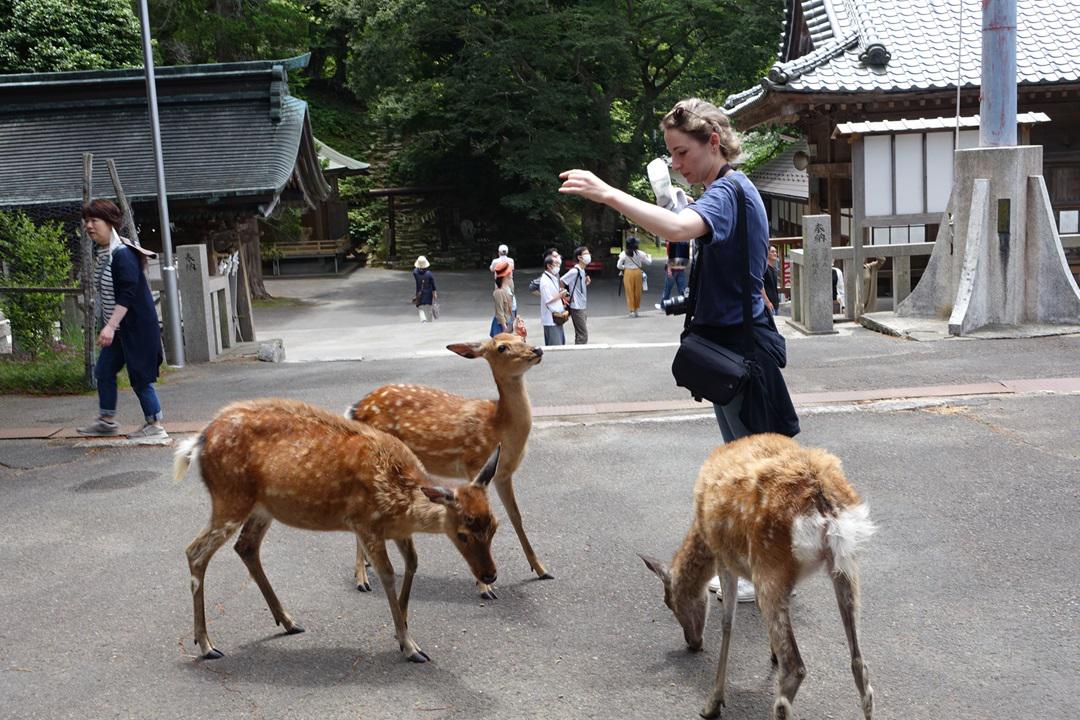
left=569, top=267, right=583, bottom=301
left=683, top=166, right=755, bottom=359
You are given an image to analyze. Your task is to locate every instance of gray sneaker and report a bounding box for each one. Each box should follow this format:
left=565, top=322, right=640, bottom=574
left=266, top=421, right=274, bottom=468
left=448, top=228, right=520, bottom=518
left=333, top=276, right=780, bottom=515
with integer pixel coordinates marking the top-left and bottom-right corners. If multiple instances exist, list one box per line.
left=128, top=423, right=169, bottom=440
left=76, top=418, right=120, bottom=436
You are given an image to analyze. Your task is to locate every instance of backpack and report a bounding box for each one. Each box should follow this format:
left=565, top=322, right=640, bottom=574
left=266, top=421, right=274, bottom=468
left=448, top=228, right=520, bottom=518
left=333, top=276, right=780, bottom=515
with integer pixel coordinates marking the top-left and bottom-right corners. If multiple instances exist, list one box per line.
left=528, top=276, right=542, bottom=296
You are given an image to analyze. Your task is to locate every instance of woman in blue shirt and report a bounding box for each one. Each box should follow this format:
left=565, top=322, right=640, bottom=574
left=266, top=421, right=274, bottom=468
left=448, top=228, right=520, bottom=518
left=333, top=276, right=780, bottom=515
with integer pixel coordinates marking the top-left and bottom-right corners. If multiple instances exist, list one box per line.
left=559, top=98, right=797, bottom=442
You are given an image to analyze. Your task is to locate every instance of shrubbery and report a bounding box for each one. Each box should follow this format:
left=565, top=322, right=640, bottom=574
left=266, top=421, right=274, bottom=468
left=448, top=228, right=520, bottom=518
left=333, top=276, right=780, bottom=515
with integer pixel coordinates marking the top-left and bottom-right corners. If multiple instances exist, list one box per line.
left=0, top=210, right=76, bottom=358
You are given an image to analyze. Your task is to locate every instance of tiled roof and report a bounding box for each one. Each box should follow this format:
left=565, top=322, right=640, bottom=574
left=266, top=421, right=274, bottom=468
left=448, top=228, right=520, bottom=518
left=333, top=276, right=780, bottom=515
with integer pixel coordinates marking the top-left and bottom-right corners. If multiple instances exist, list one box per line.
left=0, top=56, right=329, bottom=212
left=746, top=141, right=809, bottom=201
left=832, top=111, right=1051, bottom=136
left=315, top=138, right=370, bottom=176
left=726, top=0, right=1080, bottom=116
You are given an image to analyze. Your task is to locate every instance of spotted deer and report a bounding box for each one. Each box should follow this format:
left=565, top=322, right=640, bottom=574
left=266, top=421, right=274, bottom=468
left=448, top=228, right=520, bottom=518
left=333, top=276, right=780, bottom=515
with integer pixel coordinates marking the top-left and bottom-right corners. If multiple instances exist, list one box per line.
left=640, top=433, right=876, bottom=720
left=174, top=398, right=500, bottom=663
left=348, top=333, right=546, bottom=599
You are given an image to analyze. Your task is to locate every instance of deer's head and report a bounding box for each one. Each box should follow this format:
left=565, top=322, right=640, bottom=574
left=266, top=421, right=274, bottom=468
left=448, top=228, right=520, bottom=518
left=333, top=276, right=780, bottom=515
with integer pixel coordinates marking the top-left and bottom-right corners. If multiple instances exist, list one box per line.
left=447, top=334, right=542, bottom=378
left=422, top=446, right=502, bottom=585
left=639, top=554, right=708, bottom=651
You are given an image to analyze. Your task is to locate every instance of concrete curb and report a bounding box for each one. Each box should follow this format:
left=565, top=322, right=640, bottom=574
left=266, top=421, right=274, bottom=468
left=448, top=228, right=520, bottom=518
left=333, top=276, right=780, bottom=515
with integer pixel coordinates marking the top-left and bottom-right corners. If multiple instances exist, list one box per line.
left=4, top=377, right=1078, bottom=441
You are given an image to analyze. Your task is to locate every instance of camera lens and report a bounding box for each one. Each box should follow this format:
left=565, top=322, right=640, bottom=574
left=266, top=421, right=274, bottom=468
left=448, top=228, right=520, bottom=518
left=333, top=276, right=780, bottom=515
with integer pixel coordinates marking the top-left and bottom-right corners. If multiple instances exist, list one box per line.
left=661, top=294, right=688, bottom=316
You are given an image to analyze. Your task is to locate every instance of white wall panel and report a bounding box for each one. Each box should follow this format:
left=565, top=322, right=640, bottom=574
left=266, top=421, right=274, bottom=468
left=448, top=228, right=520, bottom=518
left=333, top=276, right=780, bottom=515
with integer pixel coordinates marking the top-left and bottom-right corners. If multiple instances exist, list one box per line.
left=925, top=132, right=954, bottom=213
left=894, top=134, right=925, bottom=214
left=864, top=135, right=893, bottom=216
left=958, top=130, right=979, bottom=149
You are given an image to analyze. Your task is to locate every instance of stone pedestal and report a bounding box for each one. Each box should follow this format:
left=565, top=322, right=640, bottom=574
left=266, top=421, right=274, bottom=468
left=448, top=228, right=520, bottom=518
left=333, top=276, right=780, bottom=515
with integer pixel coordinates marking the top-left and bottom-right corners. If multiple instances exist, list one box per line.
left=788, top=214, right=836, bottom=335
left=177, top=244, right=236, bottom=363
left=897, top=145, right=1080, bottom=334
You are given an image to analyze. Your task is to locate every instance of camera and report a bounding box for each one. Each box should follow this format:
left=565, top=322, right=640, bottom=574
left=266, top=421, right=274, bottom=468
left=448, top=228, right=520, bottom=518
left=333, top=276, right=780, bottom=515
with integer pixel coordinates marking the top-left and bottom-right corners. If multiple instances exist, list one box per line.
left=661, top=293, right=689, bottom=316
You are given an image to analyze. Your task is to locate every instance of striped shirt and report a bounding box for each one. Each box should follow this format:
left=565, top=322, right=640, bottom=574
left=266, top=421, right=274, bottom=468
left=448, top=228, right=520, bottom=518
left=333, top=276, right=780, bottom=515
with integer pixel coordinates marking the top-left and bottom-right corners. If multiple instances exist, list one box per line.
left=93, top=231, right=124, bottom=326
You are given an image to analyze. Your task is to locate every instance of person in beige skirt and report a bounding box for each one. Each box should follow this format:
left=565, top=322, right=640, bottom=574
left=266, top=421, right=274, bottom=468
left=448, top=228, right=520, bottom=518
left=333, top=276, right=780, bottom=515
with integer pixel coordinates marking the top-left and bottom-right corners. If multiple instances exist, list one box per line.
left=617, top=236, right=652, bottom=317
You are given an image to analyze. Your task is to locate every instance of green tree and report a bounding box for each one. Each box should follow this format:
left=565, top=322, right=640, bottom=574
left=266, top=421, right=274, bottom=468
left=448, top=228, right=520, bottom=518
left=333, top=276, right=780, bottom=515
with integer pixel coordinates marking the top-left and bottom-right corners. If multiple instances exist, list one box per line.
left=148, top=0, right=309, bottom=65
left=0, top=211, right=75, bottom=358
left=344, top=0, right=783, bottom=248
left=0, top=0, right=142, bottom=73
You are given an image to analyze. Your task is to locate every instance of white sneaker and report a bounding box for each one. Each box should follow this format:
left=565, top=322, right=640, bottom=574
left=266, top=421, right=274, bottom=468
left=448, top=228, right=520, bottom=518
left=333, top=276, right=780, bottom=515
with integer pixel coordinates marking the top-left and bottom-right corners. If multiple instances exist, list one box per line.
left=707, top=576, right=756, bottom=603
left=654, top=303, right=662, bottom=310
left=128, top=423, right=169, bottom=440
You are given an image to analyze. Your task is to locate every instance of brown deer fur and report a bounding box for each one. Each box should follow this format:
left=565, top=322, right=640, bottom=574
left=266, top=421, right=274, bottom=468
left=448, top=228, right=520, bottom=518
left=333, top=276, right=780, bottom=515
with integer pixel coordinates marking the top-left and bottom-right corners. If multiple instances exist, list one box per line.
left=641, top=433, right=875, bottom=720
left=348, top=333, right=546, bottom=598
left=174, top=398, right=501, bottom=663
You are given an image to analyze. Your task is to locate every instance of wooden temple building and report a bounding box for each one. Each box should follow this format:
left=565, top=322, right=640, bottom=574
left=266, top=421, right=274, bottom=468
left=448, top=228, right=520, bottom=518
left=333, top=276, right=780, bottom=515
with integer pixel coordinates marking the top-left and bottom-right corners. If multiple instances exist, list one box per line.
left=0, top=54, right=362, bottom=292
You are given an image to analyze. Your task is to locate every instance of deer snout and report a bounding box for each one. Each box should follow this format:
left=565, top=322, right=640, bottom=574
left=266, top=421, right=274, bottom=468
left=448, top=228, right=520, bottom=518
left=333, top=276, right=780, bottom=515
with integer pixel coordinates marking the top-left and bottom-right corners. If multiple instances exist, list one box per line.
left=532, top=347, right=543, bottom=360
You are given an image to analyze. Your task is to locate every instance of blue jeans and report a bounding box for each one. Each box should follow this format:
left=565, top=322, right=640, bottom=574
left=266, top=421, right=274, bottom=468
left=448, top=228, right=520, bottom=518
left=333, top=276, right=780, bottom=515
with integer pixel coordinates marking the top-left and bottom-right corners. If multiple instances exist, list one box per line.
left=95, top=342, right=163, bottom=422
left=661, top=270, right=688, bottom=302
left=713, top=390, right=749, bottom=444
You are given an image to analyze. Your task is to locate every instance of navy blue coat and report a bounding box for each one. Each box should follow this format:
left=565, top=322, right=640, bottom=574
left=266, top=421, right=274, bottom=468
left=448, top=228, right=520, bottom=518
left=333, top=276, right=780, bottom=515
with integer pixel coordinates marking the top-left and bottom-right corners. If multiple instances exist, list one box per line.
left=110, top=245, right=163, bottom=386
left=413, top=268, right=436, bottom=305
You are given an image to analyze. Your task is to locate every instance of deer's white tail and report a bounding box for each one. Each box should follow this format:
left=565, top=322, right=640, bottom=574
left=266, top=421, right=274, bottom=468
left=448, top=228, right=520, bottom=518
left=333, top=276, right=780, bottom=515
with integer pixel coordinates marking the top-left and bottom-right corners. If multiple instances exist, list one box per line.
left=172, top=435, right=202, bottom=482
left=792, top=503, right=876, bottom=580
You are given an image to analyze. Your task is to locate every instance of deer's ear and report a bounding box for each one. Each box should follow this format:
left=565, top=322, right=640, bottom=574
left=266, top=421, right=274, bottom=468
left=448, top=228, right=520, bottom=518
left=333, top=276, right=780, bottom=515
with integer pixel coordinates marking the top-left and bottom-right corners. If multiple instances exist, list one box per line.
left=638, top=554, right=671, bottom=584
left=421, top=485, right=457, bottom=506
left=471, top=445, right=500, bottom=488
left=447, top=342, right=483, bottom=359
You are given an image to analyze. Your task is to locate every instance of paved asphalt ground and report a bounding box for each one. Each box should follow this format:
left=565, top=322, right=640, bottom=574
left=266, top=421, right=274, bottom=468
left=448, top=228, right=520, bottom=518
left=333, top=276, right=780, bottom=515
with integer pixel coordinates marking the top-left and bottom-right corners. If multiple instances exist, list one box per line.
left=1, top=267, right=1077, bottom=720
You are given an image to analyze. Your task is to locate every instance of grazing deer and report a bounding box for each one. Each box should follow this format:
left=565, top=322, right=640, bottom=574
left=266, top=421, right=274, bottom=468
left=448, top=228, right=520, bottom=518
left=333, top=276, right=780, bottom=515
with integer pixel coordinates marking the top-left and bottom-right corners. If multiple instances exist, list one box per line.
left=640, top=433, right=875, bottom=720
left=174, top=398, right=500, bottom=663
left=348, top=333, right=546, bottom=599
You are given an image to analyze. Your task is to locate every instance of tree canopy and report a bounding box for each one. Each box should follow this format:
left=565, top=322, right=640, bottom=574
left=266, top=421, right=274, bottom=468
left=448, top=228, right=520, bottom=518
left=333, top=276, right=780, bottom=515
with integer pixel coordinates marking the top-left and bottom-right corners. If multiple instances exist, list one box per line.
left=0, top=0, right=142, bottom=73
left=343, top=0, right=783, bottom=245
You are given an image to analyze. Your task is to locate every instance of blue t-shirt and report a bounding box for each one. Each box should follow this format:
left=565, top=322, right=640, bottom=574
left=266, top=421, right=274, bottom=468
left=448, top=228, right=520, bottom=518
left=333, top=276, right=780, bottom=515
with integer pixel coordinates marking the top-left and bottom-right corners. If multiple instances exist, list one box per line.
left=687, top=172, right=769, bottom=327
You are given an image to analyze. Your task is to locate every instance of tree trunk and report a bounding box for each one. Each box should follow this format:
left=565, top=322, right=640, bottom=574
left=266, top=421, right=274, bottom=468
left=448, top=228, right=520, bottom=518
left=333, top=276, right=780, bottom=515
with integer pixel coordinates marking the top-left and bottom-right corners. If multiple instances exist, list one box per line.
left=239, top=218, right=270, bottom=300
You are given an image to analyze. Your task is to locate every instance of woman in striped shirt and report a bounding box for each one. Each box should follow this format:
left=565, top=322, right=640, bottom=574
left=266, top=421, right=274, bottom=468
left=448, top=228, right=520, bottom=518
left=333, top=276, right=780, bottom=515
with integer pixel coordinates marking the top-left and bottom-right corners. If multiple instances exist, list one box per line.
left=76, top=199, right=167, bottom=439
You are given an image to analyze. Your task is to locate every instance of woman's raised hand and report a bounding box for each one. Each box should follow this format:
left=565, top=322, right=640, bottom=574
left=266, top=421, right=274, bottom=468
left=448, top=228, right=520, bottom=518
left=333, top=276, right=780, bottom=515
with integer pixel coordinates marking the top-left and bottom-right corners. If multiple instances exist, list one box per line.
left=558, top=169, right=614, bottom=204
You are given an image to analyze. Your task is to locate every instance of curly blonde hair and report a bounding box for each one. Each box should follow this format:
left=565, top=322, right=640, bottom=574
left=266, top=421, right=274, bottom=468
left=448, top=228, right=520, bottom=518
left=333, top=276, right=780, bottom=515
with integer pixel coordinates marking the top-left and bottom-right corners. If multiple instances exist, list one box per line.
left=660, top=98, right=741, bottom=160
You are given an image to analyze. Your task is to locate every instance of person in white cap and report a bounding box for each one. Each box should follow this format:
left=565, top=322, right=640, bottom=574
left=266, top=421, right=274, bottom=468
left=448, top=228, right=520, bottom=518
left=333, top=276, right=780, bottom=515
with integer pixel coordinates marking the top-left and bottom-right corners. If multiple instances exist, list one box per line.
left=489, top=244, right=516, bottom=315
left=412, top=255, right=437, bottom=322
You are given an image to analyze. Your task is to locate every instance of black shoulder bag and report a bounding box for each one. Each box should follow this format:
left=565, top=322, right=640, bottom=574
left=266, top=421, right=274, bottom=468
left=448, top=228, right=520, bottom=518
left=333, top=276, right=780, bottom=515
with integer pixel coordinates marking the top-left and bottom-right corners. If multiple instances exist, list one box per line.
left=670, top=176, right=755, bottom=407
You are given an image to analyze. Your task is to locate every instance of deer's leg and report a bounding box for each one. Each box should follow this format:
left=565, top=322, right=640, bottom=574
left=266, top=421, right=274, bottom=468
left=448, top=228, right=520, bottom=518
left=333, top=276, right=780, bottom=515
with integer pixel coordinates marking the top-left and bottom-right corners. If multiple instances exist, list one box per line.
left=365, top=538, right=428, bottom=663
left=233, top=511, right=303, bottom=635
left=833, top=570, right=873, bottom=720
left=701, top=569, right=739, bottom=719
left=494, top=474, right=552, bottom=581
left=186, top=510, right=246, bottom=660
left=760, top=586, right=805, bottom=720
left=394, top=538, right=418, bottom=617
left=354, top=536, right=372, bottom=592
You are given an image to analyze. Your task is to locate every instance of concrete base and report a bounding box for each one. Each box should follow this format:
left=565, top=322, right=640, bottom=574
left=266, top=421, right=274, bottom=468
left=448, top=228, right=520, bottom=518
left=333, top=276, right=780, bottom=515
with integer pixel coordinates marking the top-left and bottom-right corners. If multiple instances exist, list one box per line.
left=787, top=319, right=839, bottom=336
left=897, top=146, right=1080, bottom=334
left=862, top=310, right=1080, bottom=341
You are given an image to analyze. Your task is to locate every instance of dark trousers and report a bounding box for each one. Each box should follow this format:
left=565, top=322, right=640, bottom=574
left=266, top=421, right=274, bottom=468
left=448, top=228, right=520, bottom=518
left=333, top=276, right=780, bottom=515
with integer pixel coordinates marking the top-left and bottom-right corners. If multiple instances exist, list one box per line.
left=569, top=307, right=588, bottom=344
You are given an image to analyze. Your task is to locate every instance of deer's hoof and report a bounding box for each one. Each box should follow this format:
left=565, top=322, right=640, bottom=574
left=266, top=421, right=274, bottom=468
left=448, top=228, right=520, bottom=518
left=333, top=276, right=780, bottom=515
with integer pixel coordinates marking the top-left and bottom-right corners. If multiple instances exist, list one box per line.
left=480, top=588, right=498, bottom=600
left=537, top=571, right=554, bottom=580
left=699, top=700, right=723, bottom=719
left=356, top=582, right=372, bottom=592
left=406, top=649, right=430, bottom=663
left=202, top=648, right=224, bottom=660
left=284, top=624, right=305, bottom=635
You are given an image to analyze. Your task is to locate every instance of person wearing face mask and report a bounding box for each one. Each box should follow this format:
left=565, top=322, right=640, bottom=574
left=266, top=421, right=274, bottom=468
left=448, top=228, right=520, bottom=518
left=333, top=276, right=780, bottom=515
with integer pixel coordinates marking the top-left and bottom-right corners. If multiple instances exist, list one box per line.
left=559, top=97, right=800, bottom=604
left=538, top=251, right=568, bottom=345
left=560, top=246, right=592, bottom=344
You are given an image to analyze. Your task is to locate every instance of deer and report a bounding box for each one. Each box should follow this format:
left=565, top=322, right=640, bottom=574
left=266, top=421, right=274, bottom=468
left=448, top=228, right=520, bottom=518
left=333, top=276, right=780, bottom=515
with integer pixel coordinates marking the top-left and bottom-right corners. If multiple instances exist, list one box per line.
left=173, top=398, right=501, bottom=663
left=640, top=433, right=876, bottom=720
left=348, top=333, right=546, bottom=599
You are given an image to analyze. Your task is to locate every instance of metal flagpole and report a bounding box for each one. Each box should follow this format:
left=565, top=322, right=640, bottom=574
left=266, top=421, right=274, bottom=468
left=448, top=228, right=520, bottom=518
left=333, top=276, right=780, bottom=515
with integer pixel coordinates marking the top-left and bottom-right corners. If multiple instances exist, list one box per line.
left=136, top=0, right=185, bottom=366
